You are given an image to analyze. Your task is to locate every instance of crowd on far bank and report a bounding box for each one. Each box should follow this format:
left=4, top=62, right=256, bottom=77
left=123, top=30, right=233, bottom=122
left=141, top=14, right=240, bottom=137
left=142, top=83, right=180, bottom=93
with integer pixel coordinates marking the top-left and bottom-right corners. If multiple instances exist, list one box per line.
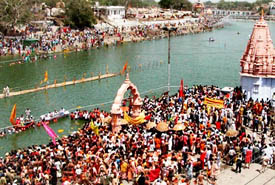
left=0, top=19, right=206, bottom=64
left=0, top=85, right=274, bottom=185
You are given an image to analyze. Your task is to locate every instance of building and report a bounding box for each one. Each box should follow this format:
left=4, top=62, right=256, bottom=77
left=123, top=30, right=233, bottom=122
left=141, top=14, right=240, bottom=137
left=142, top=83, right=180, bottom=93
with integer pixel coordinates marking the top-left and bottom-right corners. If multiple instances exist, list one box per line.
left=240, top=14, right=275, bottom=101
left=94, top=6, right=125, bottom=20
left=269, top=2, right=275, bottom=15
left=211, top=9, right=253, bottom=17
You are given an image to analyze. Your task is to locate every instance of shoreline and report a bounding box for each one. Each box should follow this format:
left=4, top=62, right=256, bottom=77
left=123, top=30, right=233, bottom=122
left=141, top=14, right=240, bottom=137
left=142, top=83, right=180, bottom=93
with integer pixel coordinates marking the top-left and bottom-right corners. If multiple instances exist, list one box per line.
left=0, top=19, right=223, bottom=65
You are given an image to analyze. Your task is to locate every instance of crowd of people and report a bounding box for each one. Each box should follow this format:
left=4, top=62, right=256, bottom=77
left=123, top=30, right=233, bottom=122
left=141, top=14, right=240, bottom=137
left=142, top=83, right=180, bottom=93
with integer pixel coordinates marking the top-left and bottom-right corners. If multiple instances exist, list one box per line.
left=0, top=86, right=274, bottom=185
left=0, top=19, right=206, bottom=65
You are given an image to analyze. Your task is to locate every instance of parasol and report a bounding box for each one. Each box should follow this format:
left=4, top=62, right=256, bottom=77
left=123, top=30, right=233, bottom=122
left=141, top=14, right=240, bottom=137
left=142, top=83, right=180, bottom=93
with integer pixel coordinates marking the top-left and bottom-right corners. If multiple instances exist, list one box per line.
left=226, top=129, right=239, bottom=137
left=173, top=123, right=185, bottom=131
left=146, top=122, right=156, bottom=130
left=156, top=121, right=169, bottom=132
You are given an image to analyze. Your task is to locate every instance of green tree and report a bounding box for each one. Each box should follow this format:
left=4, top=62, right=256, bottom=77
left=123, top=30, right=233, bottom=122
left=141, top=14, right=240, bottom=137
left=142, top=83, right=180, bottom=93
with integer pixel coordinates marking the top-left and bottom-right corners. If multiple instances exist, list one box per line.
left=159, top=0, right=192, bottom=10
left=43, top=0, right=60, bottom=8
left=64, top=0, right=96, bottom=29
left=0, top=0, right=36, bottom=34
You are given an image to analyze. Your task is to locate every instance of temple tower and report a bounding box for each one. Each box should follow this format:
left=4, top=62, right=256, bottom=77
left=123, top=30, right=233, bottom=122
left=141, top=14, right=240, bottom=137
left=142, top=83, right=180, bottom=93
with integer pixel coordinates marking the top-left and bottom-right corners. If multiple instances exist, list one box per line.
left=240, top=13, right=275, bottom=100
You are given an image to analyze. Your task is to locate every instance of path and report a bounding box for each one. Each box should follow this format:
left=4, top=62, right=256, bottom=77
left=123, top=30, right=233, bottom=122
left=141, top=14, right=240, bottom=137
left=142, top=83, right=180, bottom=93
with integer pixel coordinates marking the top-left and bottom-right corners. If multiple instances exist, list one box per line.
left=0, top=73, right=119, bottom=99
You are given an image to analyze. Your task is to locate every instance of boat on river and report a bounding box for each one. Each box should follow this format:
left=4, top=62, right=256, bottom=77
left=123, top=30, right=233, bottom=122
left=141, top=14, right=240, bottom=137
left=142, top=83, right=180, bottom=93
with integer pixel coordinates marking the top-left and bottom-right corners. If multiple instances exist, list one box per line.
left=0, top=110, right=69, bottom=137
left=209, top=37, right=215, bottom=42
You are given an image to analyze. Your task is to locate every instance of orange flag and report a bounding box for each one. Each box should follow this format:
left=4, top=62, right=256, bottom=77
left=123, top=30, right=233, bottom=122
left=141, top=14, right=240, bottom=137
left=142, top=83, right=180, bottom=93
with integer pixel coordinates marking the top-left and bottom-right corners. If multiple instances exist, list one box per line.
left=44, top=71, right=48, bottom=82
left=9, top=104, right=16, bottom=126
left=122, top=61, right=128, bottom=74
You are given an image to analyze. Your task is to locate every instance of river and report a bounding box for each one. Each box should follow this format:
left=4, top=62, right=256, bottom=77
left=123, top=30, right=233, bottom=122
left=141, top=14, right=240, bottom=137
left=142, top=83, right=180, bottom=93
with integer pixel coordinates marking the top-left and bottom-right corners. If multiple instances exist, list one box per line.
left=0, top=20, right=275, bottom=156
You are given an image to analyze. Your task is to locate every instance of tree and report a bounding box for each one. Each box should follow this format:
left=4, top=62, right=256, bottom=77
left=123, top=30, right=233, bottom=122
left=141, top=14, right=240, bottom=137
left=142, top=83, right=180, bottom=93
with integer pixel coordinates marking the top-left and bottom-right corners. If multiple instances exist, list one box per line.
left=43, top=0, right=60, bottom=8
left=159, top=0, right=192, bottom=10
left=0, top=0, right=36, bottom=34
left=64, top=0, right=96, bottom=29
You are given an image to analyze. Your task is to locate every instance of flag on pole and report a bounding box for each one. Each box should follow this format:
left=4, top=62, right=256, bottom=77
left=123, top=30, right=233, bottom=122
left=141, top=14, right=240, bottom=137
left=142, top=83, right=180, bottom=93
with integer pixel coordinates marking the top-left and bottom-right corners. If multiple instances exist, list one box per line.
left=179, top=79, right=184, bottom=98
left=44, top=71, right=48, bottom=83
left=122, top=61, right=128, bottom=74
left=42, top=123, right=58, bottom=145
left=9, top=104, right=16, bottom=126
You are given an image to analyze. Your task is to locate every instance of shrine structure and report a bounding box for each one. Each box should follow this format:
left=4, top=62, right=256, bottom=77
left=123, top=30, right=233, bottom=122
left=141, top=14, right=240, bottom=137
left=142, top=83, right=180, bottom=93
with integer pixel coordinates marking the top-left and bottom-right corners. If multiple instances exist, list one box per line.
left=111, top=74, right=143, bottom=132
left=240, top=12, right=275, bottom=100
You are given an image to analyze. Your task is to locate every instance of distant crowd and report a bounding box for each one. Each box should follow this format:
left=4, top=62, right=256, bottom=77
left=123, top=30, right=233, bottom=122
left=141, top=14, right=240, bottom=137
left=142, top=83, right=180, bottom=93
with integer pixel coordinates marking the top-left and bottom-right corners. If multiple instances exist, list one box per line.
left=0, top=20, right=205, bottom=64
left=0, top=86, right=274, bottom=185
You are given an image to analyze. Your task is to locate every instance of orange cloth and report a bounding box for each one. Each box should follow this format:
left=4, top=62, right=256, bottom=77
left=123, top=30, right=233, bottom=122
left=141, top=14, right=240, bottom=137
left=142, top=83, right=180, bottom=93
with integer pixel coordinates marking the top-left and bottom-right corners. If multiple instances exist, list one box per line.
left=9, top=104, right=16, bottom=126
left=121, top=162, right=128, bottom=173
left=155, top=138, right=161, bottom=149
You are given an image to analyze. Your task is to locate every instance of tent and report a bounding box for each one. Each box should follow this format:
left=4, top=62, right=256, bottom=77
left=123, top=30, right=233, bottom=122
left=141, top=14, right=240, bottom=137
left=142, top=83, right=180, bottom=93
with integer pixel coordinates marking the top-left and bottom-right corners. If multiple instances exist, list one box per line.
left=23, top=39, right=39, bottom=47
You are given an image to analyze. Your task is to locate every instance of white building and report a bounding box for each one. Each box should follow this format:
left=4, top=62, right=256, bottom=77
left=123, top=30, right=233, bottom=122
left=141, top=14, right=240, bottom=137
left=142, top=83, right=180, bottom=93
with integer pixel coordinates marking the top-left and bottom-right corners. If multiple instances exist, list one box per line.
left=211, top=9, right=253, bottom=16
left=269, top=2, right=275, bottom=15
left=240, top=14, right=275, bottom=101
left=94, top=6, right=125, bottom=20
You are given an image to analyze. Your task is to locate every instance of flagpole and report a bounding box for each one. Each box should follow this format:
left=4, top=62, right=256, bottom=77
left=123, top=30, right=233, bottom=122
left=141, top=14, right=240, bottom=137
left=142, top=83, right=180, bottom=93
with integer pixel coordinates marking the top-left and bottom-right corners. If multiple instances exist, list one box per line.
left=163, top=27, right=177, bottom=93
left=168, top=30, right=171, bottom=92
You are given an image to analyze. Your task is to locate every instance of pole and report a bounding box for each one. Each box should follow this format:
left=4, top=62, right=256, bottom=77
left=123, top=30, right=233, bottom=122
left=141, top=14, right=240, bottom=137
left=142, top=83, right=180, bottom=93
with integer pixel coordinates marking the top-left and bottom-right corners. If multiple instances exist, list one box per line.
left=168, top=30, right=171, bottom=93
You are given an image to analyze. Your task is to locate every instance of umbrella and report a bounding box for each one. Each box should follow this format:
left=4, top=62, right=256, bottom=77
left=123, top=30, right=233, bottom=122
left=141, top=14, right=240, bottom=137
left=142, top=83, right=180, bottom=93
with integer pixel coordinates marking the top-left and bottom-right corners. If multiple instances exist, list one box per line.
left=146, top=122, right=156, bottom=130
left=226, top=129, right=239, bottom=137
left=156, top=121, right=169, bottom=132
left=173, top=123, right=185, bottom=131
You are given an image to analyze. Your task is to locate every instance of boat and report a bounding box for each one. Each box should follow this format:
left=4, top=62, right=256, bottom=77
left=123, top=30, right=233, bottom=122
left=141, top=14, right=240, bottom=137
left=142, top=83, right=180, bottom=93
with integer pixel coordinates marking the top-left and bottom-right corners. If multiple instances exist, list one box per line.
left=14, top=121, right=36, bottom=131
left=39, top=111, right=69, bottom=122
left=0, top=110, right=69, bottom=136
left=209, top=37, right=215, bottom=42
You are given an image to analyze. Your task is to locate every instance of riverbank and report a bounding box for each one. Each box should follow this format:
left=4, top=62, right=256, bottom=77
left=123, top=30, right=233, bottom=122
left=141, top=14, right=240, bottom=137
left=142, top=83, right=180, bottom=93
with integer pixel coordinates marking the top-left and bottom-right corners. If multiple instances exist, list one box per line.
left=0, top=18, right=223, bottom=64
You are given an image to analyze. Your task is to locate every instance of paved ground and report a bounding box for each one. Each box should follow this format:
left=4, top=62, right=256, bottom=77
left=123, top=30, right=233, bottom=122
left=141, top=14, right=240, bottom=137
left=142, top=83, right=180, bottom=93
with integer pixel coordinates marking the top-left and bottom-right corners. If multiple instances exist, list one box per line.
left=120, top=163, right=275, bottom=185
left=216, top=164, right=275, bottom=185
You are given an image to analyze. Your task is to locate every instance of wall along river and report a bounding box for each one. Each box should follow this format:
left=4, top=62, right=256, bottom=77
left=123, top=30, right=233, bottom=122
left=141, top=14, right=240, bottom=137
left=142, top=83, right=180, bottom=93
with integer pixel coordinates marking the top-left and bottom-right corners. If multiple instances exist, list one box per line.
left=1, top=21, right=275, bottom=156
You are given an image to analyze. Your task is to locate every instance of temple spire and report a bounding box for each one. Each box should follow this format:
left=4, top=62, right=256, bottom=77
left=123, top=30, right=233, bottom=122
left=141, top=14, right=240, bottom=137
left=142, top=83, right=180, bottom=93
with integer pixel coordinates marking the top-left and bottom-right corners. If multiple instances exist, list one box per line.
left=240, top=9, right=275, bottom=76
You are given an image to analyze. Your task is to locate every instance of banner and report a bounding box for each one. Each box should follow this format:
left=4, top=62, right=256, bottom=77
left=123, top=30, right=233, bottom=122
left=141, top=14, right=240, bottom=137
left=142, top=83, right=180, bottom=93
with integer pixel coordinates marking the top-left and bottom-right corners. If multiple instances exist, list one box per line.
left=124, top=111, right=145, bottom=125
left=42, top=123, right=58, bottom=145
left=204, top=97, right=224, bottom=109
left=9, top=104, right=16, bottom=126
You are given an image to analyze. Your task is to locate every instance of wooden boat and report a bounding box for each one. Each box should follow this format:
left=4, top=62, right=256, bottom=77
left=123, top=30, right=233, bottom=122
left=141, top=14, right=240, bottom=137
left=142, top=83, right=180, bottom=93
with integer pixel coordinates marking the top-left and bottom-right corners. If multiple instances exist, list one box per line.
left=0, top=111, right=69, bottom=136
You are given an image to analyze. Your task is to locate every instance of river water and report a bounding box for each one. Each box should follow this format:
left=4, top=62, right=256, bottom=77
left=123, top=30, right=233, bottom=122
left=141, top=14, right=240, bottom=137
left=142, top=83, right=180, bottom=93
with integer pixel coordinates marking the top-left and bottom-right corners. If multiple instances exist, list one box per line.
left=0, top=21, right=275, bottom=156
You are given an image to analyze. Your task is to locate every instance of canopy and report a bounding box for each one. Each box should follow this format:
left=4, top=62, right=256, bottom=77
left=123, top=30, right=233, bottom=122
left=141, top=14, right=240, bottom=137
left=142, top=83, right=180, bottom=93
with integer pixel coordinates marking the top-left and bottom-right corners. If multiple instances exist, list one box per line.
left=23, top=39, right=39, bottom=47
